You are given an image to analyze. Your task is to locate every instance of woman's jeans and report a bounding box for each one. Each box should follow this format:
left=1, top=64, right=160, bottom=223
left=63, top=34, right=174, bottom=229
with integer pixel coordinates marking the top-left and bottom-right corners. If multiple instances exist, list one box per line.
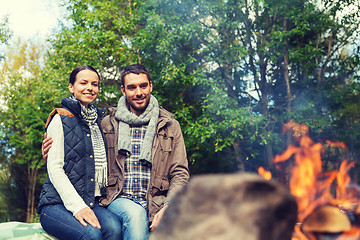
left=108, top=197, right=149, bottom=240
left=40, top=203, right=121, bottom=240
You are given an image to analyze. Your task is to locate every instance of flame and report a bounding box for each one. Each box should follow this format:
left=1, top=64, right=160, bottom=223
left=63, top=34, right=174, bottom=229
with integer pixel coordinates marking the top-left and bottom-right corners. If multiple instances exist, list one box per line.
left=341, top=226, right=360, bottom=238
left=326, top=140, right=348, bottom=151
left=259, top=121, right=359, bottom=240
left=258, top=166, right=272, bottom=180
left=337, top=160, right=355, bottom=200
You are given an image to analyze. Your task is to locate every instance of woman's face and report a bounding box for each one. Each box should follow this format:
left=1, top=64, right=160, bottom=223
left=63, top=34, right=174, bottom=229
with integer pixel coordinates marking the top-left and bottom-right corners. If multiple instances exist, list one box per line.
left=68, top=69, right=99, bottom=107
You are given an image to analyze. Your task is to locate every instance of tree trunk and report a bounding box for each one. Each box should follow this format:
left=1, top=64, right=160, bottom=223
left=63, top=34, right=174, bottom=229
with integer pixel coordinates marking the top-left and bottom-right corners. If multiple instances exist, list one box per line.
left=26, top=167, right=38, bottom=223
left=258, top=59, right=274, bottom=167
left=317, top=33, right=333, bottom=88
left=233, top=139, right=244, bottom=171
left=265, top=144, right=274, bottom=169
left=283, top=18, right=292, bottom=147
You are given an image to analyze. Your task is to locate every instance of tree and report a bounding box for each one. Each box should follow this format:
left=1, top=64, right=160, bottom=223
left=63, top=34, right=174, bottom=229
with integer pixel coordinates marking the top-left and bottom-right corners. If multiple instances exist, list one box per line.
left=47, top=0, right=143, bottom=108
left=0, top=0, right=147, bottom=220
left=136, top=0, right=360, bottom=173
left=0, top=15, right=12, bottom=58
left=0, top=38, right=54, bottom=222
left=46, top=0, right=360, bottom=175
left=0, top=15, right=15, bottom=221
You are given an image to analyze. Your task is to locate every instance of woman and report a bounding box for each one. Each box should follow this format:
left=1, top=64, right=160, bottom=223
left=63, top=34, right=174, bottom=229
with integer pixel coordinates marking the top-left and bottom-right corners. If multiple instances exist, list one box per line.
left=37, top=65, right=121, bottom=240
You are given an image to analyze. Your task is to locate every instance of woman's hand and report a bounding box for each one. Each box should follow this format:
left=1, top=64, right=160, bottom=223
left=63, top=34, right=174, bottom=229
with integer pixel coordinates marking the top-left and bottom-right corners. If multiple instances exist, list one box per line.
left=74, top=207, right=101, bottom=229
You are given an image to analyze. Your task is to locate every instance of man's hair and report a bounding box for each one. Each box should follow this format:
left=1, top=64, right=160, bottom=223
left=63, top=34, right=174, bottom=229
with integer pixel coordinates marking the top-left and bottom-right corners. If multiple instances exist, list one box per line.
left=69, top=65, right=100, bottom=85
left=120, top=64, right=151, bottom=86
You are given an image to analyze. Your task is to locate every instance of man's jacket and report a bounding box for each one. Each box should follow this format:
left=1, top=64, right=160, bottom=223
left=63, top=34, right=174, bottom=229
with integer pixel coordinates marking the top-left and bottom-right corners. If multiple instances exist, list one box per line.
left=99, top=106, right=190, bottom=222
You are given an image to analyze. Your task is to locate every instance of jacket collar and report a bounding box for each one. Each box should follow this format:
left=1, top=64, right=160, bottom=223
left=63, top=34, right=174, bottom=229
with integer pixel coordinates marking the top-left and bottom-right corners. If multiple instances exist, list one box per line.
left=61, top=97, right=104, bottom=118
left=157, top=107, right=174, bottom=130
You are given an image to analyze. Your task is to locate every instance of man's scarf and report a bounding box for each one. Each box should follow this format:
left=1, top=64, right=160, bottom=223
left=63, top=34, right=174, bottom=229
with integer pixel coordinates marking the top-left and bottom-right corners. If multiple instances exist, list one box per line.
left=115, top=95, right=159, bottom=164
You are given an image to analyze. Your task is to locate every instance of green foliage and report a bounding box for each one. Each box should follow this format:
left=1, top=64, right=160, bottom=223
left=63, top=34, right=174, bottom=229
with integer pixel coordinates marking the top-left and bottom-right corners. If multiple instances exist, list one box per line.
left=1, top=0, right=360, bottom=221
left=327, top=81, right=360, bottom=155
left=0, top=39, right=57, bottom=222
left=0, top=15, right=13, bottom=59
left=0, top=15, right=12, bottom=44
left=48, top=0, right=144, bottom=108
left=0, top=146, right=11, bottom=222
left=32, top=0, right=360, bottom=175
left=12, top=0, right=360, bottom=177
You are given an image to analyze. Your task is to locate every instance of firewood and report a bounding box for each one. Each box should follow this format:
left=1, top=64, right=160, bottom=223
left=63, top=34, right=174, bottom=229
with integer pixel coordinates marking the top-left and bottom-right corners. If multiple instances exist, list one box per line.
left=302, top=205, right=351, bottom=233
left=150, top=173, right=298, bottom=240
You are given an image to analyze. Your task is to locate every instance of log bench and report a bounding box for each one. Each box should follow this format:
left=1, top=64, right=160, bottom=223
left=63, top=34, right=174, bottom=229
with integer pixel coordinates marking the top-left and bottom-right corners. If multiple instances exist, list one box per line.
left=0, top=222, right=57, bottom=240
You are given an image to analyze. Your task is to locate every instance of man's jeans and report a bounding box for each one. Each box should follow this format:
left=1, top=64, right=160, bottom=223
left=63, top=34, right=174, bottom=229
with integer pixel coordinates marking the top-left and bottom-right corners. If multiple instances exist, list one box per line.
left=40, top=203, right=121, bottom=240
left=108, top=197, right=149, bottom=240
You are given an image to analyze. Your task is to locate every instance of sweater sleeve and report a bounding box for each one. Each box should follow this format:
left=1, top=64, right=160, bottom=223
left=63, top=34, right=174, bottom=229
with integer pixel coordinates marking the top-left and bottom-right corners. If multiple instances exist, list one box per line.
left=47, top=114, right=89, bottom=215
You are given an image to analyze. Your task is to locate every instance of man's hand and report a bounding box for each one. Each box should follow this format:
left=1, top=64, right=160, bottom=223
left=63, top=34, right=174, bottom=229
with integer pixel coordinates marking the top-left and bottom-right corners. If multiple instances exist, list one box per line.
left=42, top=133, right=53, bottom=160
left=75, top=207, right=101, bottom=229
left=149, top=204, right=169, bottom=231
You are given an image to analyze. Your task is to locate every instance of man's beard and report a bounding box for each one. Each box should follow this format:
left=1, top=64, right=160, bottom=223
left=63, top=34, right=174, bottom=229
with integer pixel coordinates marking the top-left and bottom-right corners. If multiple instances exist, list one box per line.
left=126, top=96, right=150, bottom=114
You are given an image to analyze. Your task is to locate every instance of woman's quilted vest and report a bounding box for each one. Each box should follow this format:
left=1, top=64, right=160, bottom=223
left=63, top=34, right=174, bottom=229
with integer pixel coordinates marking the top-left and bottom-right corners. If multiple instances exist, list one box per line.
left=37, top=98, right=104, bottom=213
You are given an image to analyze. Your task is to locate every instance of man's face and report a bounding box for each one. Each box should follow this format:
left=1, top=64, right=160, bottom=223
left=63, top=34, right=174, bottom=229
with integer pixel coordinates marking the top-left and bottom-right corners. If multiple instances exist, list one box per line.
left=121, top=73, right=153, bottom=116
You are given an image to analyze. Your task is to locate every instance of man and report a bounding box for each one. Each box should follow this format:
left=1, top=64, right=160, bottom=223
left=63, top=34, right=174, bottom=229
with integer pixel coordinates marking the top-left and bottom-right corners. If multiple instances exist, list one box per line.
left=42, top=64, right=190, bottom=239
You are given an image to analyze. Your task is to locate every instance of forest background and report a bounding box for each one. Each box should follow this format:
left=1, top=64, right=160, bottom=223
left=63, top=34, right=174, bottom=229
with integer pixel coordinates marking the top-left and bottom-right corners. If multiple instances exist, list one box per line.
left=0, top=0, right=360, bottom=223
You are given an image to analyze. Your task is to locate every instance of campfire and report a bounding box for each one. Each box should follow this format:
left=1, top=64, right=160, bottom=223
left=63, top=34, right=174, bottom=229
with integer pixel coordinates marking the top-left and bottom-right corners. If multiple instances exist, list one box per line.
left=259, top=121, right=360, bottom=240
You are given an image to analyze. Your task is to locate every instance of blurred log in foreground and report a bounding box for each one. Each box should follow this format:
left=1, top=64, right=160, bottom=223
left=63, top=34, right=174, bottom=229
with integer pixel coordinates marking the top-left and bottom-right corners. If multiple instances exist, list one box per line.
left=150, top=173, right=298, bottom=240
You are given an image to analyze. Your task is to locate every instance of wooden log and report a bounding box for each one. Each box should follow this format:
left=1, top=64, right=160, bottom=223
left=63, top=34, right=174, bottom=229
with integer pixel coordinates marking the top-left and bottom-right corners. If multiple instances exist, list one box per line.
left=150, top=173, right=298, bottom=240
left=302, top=205, right=351, bottom=233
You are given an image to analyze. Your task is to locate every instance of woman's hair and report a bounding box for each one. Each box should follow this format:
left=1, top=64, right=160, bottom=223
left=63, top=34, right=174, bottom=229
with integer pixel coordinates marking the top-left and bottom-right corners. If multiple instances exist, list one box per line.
left=69, top=65, right=100, bottom=85
left=120, top=64, right=151, bottom=86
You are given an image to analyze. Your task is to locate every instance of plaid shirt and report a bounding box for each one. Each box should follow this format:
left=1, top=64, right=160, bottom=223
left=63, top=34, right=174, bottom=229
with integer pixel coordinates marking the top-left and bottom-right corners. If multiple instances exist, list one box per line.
left=121, top=124, right=152, bottom=209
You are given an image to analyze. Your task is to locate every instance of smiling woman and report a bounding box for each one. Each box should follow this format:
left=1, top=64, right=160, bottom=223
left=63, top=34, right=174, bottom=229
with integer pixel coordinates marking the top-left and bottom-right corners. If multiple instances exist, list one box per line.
left=36, top=65, right=122, bottom=240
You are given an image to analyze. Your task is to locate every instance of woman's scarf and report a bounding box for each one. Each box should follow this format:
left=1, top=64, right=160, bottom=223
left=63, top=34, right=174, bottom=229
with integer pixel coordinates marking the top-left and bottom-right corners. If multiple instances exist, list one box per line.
left=70, top=96, right=108, bottom=194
